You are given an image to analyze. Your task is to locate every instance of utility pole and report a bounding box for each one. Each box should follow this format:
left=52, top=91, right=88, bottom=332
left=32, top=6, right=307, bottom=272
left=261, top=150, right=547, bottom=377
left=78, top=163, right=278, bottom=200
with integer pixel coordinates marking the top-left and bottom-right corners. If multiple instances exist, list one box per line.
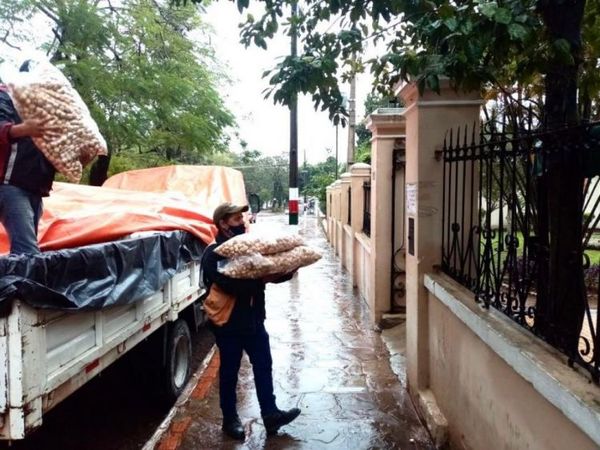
left=288, top=0, right=299, bottom=225
left=347, top=74, right=356, bottom=166
left=335, top=123, right=339, bottom=180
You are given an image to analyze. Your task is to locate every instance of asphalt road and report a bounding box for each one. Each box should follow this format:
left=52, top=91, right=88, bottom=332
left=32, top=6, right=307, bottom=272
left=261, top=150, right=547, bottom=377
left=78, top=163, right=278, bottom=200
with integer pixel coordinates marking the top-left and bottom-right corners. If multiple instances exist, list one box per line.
left=0, top=324, right=215, bottom=450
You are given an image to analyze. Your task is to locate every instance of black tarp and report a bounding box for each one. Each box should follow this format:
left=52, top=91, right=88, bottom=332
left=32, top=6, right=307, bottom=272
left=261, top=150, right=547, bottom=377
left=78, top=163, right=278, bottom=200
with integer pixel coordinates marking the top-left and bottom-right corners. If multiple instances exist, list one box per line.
left=0, top=231, right=205, bottom=313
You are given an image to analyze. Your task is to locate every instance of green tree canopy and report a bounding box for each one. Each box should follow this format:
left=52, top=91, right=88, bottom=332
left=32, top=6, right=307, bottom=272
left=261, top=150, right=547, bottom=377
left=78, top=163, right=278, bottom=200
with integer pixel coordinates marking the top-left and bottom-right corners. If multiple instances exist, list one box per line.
left=174, top=0, right=599, bottom=123
left=301, top=154, right=338, bottom=206
left=0, top=0, right=234, bottom=183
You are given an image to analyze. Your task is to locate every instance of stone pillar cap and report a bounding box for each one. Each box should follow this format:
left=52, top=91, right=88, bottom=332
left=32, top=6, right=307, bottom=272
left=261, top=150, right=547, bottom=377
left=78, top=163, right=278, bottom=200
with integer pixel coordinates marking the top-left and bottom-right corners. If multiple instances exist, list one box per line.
left=395, top=78, right=483, bottom=105
left=350, top=162, right=371, bottom=174
left=366, top=111, right=406, bottom=133
left=372, top=107, right=406, bottom=115
left=340, top=172, right=351, bottom=180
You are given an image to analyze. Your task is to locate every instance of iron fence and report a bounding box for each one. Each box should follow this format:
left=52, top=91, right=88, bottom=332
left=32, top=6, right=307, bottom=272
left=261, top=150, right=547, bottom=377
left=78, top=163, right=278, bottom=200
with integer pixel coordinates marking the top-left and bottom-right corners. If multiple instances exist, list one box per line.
left=442, top=117, right=600, bottom=383
left=363, top=181, right=371, bottom=237
left=348, top=186, right=352, bottom=225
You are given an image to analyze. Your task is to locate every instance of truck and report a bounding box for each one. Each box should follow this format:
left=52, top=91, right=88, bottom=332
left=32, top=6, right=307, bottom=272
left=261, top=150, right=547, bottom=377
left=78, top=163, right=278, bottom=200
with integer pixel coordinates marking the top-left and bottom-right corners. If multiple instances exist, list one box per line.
left=0, top=165, right=248, bottom=440
left=0, top=232, right=206, bottom=440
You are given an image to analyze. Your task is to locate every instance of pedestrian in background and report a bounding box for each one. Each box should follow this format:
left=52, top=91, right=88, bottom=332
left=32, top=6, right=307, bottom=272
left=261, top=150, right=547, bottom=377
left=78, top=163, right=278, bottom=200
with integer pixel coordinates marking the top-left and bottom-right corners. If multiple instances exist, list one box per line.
left=201, top=202, right=301, bottom=440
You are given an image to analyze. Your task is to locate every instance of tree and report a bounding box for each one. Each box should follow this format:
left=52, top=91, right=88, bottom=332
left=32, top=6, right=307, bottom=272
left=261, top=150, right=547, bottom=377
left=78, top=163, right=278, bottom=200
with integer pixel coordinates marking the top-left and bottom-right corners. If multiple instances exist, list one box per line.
left=354, top=92, right=402, bottom=164
left=534, top=0, right=587, bottom=353
left=209, top=146, right=290, bottom=208
left=580, top=0, right=600, bottom=120
left=302, top=155, right=339, bottom=206
left=173, top=1, right=599, bottom=122
left=176, top=1, right=541, bottom=120
left=1, top=0, right=234, bottom=184
left=238, top=152, right=290, bottom=208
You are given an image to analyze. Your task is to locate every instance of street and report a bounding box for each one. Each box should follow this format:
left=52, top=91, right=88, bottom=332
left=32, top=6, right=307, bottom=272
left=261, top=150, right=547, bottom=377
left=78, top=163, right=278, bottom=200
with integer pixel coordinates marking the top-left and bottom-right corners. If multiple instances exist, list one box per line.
left=159, top=213, right=434, bottom=450
left=0, top=212, right=432, bottom=450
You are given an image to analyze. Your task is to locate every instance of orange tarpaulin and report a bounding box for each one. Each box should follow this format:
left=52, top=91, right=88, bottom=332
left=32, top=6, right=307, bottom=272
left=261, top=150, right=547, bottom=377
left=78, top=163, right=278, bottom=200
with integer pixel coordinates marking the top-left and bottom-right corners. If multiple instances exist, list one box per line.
left=103, top=165, right=248, bottom=213
left=0, top=165, right=248, bottom=254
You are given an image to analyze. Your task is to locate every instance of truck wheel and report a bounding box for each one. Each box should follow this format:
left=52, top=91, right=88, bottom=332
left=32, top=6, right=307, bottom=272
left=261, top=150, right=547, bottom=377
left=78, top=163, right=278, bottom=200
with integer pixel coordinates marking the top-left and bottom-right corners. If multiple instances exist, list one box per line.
left=164, top=319, right=192, bottom=402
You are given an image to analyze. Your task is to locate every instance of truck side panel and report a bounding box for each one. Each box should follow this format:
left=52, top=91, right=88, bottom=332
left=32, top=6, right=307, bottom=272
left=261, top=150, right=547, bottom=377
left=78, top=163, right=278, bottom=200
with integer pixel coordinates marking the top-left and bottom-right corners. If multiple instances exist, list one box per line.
left=47, top=314, right=96, bottom=376
left=0, top=261, right=202, bottom=440
left=0, top=318, right=7, bottom=415
left=4, top=303, right=25, bottom=439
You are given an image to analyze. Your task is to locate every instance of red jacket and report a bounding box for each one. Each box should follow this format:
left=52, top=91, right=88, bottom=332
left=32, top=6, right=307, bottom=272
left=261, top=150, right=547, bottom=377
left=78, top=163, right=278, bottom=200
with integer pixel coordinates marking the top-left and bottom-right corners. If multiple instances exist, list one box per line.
left=0, top=85, right=55, bottom=196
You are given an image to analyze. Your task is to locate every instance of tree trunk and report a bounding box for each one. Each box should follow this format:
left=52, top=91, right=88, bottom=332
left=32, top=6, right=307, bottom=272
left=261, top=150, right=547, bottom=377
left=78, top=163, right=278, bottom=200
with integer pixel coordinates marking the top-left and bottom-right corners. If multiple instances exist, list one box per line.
left=580, top=89, right=592, bottom=121
left=536, top=0, right=586, bottom=356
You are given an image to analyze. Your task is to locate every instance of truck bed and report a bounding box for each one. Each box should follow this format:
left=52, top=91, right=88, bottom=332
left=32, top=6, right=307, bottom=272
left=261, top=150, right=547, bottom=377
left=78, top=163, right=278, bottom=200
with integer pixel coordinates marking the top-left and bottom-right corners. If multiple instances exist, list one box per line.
left=0, top=231, right=206, bottom=439
left=0, top=260, right=202, bottom=439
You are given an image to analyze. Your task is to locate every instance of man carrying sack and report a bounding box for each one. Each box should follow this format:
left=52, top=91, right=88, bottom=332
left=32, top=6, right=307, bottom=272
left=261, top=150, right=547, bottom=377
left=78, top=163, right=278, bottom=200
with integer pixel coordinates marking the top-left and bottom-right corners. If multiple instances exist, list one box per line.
left=201, top=202, right=301, bottom=441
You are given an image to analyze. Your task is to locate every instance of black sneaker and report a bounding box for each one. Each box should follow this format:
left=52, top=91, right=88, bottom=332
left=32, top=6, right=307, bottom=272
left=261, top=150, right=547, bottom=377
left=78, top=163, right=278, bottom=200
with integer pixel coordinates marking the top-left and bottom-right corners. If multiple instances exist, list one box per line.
left=222, top=415, right=245, bottom=440
left=262, top=408, right=301, bottom=435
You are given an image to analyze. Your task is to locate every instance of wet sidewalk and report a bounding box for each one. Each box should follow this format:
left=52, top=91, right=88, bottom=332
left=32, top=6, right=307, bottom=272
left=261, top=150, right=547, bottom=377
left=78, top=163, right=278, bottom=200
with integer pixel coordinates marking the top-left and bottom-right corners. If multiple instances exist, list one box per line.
left=157, top=213, right=434, bottom=450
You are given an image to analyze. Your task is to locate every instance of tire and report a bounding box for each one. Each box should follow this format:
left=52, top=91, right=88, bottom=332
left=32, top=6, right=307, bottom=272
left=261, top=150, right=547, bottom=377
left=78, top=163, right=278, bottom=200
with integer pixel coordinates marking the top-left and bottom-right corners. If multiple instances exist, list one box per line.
left=163, top=319, right=192, bottom=403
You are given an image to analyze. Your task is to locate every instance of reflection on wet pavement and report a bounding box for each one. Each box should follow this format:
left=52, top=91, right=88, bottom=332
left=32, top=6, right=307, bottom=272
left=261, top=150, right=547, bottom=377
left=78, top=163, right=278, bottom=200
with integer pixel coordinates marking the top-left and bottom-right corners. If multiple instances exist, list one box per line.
left=174, top=213, right=434, bottom=450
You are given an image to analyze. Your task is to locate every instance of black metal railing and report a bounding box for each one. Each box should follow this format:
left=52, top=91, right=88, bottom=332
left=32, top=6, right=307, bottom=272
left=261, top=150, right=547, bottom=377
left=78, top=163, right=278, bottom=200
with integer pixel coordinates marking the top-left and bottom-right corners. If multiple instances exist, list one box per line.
left=442, top=117, right=600, bottom=383
left=363, top=181, right=371, bottom=236
left=348, top=186, right=352, bottom=225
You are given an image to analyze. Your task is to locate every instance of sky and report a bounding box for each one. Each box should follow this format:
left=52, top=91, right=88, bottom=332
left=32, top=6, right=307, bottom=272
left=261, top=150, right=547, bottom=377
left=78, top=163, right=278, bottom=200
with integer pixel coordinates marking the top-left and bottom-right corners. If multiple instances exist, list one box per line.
left=202, top=2, right=374, bottom=165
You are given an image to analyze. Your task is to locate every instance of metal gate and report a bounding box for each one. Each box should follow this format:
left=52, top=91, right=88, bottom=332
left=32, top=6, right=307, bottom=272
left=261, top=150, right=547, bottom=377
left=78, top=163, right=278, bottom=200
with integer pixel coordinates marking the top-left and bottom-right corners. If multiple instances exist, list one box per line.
left=391, top=140, right=406, bottom=313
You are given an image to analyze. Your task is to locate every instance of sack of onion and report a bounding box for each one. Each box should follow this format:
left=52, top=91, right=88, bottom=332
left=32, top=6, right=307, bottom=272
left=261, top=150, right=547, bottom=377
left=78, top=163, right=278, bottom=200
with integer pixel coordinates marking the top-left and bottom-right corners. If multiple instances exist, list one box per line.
left=7, top=60, right=107, bottom=182
left=217, top=244, right=321, bottom=279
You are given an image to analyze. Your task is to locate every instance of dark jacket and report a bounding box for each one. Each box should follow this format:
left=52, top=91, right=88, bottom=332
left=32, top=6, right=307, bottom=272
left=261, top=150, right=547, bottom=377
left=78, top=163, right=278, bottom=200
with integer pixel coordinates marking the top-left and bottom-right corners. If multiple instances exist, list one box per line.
left=201, top=232, right=293, bottom=335
left=0, top=86, right=55, bottom=196
left=202, top=233, right=267, bottom=335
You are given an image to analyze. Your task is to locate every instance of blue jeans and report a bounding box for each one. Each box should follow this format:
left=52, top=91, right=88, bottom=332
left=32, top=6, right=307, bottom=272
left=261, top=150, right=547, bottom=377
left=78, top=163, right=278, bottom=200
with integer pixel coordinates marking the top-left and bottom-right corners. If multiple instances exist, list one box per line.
left=215, top=323, right=277, bottom=419
left=0, top=185, right=43, bottom=255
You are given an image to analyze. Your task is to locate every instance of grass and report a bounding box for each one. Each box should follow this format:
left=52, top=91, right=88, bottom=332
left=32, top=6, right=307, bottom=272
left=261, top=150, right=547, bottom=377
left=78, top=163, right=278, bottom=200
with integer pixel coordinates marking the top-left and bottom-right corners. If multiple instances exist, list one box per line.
left=480, top=230, right=600, bottom=265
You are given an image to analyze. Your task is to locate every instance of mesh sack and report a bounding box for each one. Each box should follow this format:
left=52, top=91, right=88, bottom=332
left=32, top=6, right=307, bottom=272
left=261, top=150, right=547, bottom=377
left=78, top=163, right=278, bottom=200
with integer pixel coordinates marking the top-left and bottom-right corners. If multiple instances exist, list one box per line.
left=263, top=245, right=322, bottom=274
left=217, top=253, right=276, bottom=279
left=7, top=60, right=107, bottom=183
left=214, top=232, right=304, bottom=258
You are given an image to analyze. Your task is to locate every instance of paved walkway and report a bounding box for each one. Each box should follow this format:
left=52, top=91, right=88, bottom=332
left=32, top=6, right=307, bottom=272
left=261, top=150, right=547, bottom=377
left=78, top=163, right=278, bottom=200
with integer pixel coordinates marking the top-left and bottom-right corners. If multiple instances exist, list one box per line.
left=157, top=213, right=434, bottom=450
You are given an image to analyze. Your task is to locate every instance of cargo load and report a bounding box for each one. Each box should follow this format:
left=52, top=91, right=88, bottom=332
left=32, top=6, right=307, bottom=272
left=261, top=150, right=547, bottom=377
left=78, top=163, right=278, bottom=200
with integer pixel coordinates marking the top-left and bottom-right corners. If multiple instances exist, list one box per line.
left=6, top=60, right=107, bottom=182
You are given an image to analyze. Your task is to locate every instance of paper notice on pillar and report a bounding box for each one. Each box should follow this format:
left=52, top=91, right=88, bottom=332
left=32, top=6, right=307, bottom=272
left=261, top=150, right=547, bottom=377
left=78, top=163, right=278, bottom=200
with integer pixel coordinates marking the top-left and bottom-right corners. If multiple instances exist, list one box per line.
left=406, top=183, right=417, bottom=216
left=406, top=182, right=439, bottom=217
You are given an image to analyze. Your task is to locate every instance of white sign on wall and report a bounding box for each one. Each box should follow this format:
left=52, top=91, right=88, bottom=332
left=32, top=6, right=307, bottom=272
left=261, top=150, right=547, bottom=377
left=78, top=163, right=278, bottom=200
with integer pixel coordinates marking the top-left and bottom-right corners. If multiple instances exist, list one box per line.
left=406, top=183, right=417, bottom=216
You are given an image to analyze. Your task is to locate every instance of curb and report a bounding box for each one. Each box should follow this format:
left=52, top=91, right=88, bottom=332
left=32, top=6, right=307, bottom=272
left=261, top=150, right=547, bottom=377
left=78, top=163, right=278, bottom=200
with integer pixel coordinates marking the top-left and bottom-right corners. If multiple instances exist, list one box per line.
left=142, top=345, right=218, bottom=450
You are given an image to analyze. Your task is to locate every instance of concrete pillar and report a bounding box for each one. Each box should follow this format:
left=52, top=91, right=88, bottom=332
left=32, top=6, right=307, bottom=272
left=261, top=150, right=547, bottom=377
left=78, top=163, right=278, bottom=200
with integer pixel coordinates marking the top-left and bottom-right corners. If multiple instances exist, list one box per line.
left=332, top=180, right=342, bottom=256
left=339, top=172, right=352, bottom=271
left=340, top=173, right=351, bottom=228
left=333, top=180, right=341, bottom=220
left=396, top=80, right=482, bottom=394
left=366, top=111, right=406, bottom=324
left=349, top=163, right=371, bottom=234
left=325, top=185, right=333, bottom=242
left=350, top=163, right=371, bottom=288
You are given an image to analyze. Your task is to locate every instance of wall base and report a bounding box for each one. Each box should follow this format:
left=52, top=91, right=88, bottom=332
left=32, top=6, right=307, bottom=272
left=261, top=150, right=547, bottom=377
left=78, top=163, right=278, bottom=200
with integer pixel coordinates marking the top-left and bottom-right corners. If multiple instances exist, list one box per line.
left=415, top=388, right=449, bottom=449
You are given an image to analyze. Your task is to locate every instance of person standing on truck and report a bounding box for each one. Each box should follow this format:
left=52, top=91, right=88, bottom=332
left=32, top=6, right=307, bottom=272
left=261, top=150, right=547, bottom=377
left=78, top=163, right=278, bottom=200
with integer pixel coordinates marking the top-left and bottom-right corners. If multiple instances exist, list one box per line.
left=0, top=62, right=56, bottom=255
left=201, top=202, right=301, bottom=441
